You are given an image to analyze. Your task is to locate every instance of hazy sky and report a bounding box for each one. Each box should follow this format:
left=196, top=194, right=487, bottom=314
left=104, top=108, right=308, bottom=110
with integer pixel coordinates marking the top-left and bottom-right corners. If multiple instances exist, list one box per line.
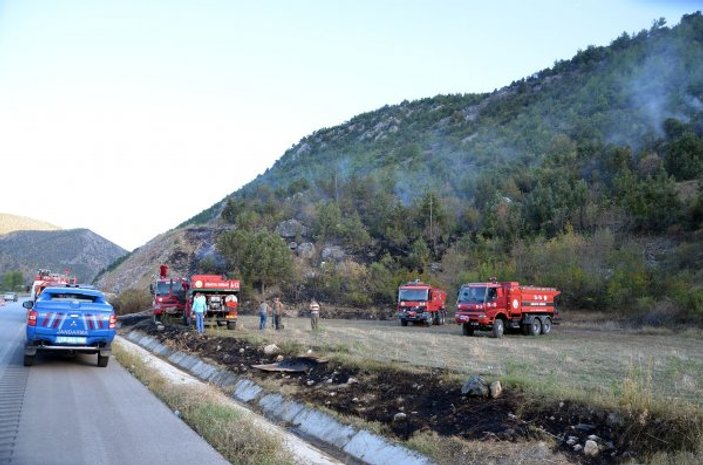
left=0, top=1, right=699, bottom=251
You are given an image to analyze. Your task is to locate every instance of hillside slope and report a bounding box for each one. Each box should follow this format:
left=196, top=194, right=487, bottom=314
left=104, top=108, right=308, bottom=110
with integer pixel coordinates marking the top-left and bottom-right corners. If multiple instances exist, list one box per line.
left=99, top=13, right=703, bottom=324
left=0, top=228, right=127, bottom=283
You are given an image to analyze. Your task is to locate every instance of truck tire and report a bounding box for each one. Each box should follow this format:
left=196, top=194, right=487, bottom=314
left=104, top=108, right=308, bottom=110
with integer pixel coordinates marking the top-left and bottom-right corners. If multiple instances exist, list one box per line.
left=492, top=319, right=504, bottom=339
left=462, top=323, right=474, bottom=336
left=400, top=319, right=408, bottom=327
left=528, top=318, right=542, bottom=336
left=541, top=317, right=552, bottom=335
left=97, top=353, right=110, bottom=367
left=23, top=354, right=34, bottom=367
left=227, top=321, right=237, bottom=330
left=426, top=316, right=433, bottom=327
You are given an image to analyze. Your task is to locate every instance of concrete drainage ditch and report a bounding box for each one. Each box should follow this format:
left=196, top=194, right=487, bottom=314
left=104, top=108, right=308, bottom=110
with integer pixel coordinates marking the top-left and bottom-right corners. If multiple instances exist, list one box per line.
left=121, top=329, right=434, bottom=465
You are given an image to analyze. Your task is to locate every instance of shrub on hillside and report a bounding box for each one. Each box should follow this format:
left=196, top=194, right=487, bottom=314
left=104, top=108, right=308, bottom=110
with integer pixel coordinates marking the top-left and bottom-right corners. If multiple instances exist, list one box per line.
left=111, top=288, right=152, bottom=315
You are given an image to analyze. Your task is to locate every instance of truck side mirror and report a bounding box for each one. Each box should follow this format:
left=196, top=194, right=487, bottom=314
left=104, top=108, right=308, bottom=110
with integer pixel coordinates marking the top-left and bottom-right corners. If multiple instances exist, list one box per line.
left=23, top=300, right=33, bottom=309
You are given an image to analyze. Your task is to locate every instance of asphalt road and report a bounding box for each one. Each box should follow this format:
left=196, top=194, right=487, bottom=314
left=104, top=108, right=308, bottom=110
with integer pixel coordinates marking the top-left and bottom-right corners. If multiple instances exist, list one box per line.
left=0, top=299, right=231, bottom=465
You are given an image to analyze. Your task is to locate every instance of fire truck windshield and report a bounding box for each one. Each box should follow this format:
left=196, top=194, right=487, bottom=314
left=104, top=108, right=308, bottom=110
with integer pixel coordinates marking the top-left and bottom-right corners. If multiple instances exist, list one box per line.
left=398, top=289, right=428, bottom=301
left=458, top=286, right=486, bottom=303
left=156, top=281, right=186, bottom=301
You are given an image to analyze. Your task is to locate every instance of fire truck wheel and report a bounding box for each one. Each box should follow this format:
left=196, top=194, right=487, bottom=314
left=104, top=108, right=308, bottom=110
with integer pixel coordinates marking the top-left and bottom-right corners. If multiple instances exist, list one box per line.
left=541, top=317, right=552, bottom=335
left=528, top=318, right=542, bottom=336
left=227, top=321, right=237, bottom=330
left=492, top=319, right=505, bottom=338
left=442, top=310, right=447, bottom=325
left=462, top=324, right=474, bottom=336
left=426, top=316, right=433, bottom=327
left=400, top=319, right=408, bottom=327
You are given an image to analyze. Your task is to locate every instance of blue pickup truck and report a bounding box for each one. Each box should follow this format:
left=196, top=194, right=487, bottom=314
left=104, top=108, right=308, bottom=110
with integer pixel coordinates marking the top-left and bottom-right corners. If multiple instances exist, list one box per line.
left=22, top=286, right=116, bottom=367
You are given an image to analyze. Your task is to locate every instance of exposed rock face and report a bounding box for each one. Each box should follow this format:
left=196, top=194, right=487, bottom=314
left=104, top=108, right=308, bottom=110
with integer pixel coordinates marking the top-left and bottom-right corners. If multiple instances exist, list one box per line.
left=275, top=219, right=306, bottom=239
left=93, top=226, right=229, bottom=294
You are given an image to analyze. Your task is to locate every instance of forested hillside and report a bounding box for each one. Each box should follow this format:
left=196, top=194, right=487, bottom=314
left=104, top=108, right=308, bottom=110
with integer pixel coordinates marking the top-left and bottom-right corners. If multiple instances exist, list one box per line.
left=148, top=14, right=703, bottom=324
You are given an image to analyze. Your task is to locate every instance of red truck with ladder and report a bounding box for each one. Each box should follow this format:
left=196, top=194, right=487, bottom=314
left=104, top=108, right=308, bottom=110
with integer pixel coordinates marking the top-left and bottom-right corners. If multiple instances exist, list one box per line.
left=150, top=265, right=189, bottom=324
left=185, top=274, right=240, bottom=330
left=397, top=279, right=447, bottom=326
left=454, top=278, right=560, bottom=338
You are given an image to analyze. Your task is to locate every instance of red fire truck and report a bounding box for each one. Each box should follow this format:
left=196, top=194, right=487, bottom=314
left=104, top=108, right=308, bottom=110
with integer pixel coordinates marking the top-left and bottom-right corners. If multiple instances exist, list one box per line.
left=185, top=274, right=240, bottom=330
left=397, top=279, right=447, bottom=326
left=30, top=269, right=78, bottom=301
left=150, top=265, right=189, bottom=324
left=454, top=278, right=560, bottom=338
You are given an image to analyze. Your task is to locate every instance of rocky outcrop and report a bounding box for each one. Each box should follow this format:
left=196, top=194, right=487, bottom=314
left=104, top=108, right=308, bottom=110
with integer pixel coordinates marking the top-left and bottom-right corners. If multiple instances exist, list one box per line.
left=275, top=219, right=307, bottom=239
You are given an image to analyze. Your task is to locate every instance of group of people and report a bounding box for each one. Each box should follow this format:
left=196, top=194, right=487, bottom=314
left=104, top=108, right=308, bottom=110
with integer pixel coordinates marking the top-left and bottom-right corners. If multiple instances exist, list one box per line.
left=257, top=297, right=286, bottom=330
left=191, top=292, right=322, bottom=334
left=258, top=297, right=321, bottom=331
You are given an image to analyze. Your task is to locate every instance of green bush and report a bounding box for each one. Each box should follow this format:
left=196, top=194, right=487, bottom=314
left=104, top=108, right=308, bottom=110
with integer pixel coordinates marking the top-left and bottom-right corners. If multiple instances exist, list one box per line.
left=111, top=288, right=152, bottom=315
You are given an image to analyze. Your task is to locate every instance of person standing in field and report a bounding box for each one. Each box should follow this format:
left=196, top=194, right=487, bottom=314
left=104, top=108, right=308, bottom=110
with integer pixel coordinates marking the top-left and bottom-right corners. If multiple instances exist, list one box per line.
left=192, top=292, right=207, bottom=334
left=309, top=299, right=320, bottom=330
left=258, top=299, right=271, bottom=330
left=273, top=297, right=284, bottom=330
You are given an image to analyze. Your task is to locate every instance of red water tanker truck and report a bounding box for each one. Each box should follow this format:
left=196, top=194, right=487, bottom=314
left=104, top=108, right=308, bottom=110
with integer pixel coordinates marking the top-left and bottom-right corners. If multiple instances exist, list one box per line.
left=185, top=274, right=240, bottom=330
left=150, top=265, right=189, bottom=324
left=397, top=279, right=447, bottom=326
left=454, top=279, right=560, bottom=338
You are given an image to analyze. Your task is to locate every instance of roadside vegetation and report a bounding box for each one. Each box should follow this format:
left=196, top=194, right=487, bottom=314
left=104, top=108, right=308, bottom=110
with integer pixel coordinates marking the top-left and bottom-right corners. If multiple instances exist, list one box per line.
left=114, top=344, right=294, bottom=465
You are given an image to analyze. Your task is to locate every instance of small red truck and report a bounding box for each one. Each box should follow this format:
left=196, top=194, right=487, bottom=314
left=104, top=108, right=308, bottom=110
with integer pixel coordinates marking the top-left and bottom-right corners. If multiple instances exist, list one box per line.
left=185, top=274, right=240, bottom=330
left=397, top=279, right=447, bottom=326
left=454, top=279, right=560, bottom=338
left=150, top=265, right=189, bottom=324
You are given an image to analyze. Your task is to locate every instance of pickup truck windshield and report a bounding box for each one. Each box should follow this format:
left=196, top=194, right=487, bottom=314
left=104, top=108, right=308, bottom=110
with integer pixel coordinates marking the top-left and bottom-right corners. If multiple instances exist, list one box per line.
left=398, top=289, right=428, bottom=301
left=458, top=286, right=486, bottom=303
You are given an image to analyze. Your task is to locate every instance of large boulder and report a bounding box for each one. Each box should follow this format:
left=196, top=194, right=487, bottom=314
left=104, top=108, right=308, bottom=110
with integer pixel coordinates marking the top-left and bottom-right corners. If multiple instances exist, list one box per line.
left=275, top=219, right=306, bottom=239
left=321, top=246, right=345, bottom=262
left=461, top=375, right=489, bottom=397
left=297, top=242, right=315, bottom=259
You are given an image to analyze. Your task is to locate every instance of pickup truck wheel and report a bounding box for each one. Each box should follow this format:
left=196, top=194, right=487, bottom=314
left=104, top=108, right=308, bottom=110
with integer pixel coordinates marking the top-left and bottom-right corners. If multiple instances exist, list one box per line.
left=400, top=319, right=408, bottom=327
left=97, top=354, right=110, bottom=367
left=528, top=318, right=542, bottom=336
left=23, top=355, right=34, bottom=367
left=492, top=319, right=505, bottom=338
left=227, top=321, right=237, bottom=330
left=541, top=317, right=552, bottom=335
left=462, top=323, right=474, bottom=336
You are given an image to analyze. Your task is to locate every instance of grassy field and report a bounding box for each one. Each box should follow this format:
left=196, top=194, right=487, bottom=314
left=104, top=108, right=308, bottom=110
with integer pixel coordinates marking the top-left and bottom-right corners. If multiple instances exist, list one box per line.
left=222, top=312, right=703, bottom=410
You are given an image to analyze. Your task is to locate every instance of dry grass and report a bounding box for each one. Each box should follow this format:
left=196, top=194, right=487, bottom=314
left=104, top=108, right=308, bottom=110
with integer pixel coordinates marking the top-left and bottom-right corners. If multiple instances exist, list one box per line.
left=114, top=345, right=294, bottom=465
left=225, top=315, right=703, bottom=410
left=216, top=314, right=703, bottom=463
left=407, top=431, right=572, bottom=465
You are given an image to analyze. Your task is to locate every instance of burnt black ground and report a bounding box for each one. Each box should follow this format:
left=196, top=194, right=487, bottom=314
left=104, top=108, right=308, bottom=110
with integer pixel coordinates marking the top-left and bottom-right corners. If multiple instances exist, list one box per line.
left=120, top=315, right=686, bottom=465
